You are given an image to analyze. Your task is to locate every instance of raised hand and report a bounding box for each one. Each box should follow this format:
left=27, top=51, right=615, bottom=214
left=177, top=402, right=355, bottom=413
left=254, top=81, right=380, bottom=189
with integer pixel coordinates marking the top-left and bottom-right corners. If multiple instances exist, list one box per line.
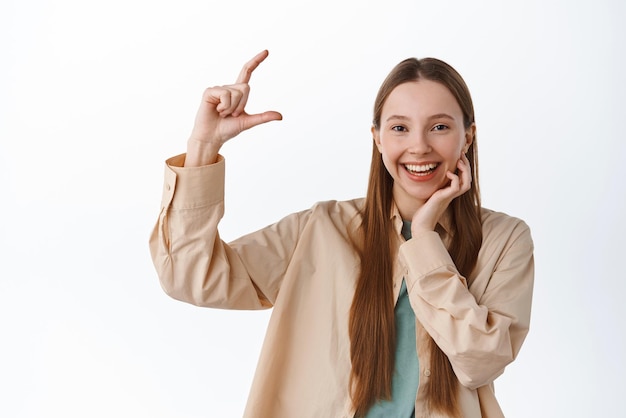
left=185, top=50, right=283, bottom=167
left=411, top=153, right=472, bottom=236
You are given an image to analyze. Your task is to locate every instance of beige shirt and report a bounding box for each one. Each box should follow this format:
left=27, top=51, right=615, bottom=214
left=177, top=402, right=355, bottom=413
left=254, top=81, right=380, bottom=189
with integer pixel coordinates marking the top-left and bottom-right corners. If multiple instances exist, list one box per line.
left=149, top=154, right=534, bottom=418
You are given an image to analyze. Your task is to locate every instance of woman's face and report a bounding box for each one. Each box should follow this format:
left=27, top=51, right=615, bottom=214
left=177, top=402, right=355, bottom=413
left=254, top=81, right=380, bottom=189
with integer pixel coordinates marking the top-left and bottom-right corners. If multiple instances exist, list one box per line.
left=373, top=79, right=474, bottom=219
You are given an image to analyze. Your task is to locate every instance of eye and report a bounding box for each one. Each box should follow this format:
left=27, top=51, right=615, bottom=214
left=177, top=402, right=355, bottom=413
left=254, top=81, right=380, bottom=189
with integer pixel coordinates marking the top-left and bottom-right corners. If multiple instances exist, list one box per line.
left=432, top=124, right=448, bottom=131
left=391, top=125, right=407, bottom=132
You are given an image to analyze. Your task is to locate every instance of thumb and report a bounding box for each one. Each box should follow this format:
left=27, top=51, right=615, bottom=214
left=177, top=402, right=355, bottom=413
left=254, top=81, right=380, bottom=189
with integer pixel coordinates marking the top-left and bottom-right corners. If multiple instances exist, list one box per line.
left=240, top=111, right=283, bottom=132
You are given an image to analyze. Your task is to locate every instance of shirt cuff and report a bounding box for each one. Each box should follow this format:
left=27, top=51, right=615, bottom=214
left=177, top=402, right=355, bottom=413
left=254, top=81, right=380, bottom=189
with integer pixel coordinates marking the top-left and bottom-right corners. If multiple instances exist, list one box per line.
left=161, top=153, right=225, bottom=210
left=399, top=231, right=460, bottom=287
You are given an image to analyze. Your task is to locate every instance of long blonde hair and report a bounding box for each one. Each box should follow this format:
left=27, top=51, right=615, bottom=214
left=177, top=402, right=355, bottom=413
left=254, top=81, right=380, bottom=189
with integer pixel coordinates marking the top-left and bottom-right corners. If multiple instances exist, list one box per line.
left=349, top=57, right=482, bottom=417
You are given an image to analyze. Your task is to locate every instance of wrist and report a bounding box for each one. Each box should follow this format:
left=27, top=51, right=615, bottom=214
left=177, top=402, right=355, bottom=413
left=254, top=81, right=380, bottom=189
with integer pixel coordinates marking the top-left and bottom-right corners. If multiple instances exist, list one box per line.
left=410, top=224, right=434, bottom=238
left=185, top=138, right=221, bottom=167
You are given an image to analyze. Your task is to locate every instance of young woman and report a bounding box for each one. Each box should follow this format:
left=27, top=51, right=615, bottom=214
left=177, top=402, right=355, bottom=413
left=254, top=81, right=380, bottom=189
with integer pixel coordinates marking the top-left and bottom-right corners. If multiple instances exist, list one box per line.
left=149, top=50, right=534, bottom=418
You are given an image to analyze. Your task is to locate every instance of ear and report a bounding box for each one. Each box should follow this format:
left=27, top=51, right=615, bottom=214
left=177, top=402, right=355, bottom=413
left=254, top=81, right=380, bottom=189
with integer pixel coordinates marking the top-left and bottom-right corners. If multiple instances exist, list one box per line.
left=371, top=125, right=382, bottom=153
left=463, top=123, right=476, bottom=153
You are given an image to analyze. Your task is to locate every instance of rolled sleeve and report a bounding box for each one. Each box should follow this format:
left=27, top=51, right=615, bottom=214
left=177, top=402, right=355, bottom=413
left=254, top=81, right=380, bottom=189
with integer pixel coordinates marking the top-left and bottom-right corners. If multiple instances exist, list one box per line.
left=164, top=153, right=225, bottom=209
left=400, top=221, right=534, bottom=389
left=149, top=154, right=271, bottom=310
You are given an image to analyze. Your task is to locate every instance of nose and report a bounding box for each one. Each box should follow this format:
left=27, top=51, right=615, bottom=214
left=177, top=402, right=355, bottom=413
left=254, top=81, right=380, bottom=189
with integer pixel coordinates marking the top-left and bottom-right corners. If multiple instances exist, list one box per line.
left=407, top=132, right=432, bottom=154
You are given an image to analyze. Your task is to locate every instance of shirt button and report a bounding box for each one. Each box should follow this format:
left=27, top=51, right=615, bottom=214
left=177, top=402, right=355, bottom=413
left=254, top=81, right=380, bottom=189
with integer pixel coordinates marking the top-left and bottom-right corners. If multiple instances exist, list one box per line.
left=166, top=184, right=171, bottom=191
left=424, top=369, right=431, bottom=377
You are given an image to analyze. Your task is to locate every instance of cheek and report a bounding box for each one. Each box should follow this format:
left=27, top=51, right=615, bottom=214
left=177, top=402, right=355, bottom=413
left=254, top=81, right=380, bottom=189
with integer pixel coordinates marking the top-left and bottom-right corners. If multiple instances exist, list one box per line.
left=439, top=147, right=463, bottom=171
left=380, top=139, right=402, bottom=158
left=380, top=152, right=395, bottom=174
left=448, top=138, right=466, bottom=159
left=378, top=146, right=400, bottom=175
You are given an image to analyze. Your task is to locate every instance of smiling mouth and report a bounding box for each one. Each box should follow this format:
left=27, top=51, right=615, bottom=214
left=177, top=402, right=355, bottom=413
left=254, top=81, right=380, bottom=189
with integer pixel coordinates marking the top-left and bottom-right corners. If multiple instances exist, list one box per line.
left=404, top=163, right=439, bottom=176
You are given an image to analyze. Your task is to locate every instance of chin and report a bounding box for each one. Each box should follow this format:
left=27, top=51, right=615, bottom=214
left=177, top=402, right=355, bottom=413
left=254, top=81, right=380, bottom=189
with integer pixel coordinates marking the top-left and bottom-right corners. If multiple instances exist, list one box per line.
left=401, top=187, right=437, bottom=203
left=407, top=183, right=441, bottom=199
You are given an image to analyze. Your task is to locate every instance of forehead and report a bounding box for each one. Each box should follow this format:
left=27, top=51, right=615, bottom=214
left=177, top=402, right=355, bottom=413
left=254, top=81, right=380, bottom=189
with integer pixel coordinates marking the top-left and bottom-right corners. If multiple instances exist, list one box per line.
left=382, top=80, right=463, bottom=119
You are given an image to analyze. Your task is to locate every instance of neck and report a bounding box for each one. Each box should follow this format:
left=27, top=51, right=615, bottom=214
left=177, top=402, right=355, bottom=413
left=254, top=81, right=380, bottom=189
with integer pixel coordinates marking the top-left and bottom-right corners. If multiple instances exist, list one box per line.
left=392, top=190, right=426, bottom=221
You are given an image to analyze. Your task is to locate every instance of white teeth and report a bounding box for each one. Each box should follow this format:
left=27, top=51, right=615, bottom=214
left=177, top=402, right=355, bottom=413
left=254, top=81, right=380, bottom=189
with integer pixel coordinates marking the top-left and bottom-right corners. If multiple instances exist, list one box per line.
left=405, top=163, right=438, bottom=173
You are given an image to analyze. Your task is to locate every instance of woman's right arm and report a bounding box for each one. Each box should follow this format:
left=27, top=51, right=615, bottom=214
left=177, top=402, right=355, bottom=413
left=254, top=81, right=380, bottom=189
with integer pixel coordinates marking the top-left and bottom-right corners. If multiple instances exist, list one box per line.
left=149, top=51, right=283, bottom=309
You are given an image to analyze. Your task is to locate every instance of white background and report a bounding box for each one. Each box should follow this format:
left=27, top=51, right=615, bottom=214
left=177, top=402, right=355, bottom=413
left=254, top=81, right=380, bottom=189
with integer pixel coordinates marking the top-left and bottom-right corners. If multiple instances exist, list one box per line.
left=1, top=0, right=625, bottom=417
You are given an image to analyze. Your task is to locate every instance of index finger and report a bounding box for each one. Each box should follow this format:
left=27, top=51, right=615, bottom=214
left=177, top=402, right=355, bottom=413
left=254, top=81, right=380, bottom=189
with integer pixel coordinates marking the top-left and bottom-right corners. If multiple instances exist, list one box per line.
left=457, top=155, right=472, bottom=187
left=236, top=50, right=270, bottom=84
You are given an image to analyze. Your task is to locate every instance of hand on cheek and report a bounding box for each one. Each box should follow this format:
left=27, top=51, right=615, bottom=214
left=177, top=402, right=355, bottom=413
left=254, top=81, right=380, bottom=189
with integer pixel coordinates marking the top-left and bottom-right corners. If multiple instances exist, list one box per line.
left=411, top=153, right=472, bottom=236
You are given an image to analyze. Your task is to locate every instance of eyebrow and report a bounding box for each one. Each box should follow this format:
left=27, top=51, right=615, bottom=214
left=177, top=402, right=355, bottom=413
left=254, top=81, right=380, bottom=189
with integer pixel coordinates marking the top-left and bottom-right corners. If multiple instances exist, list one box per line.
left=385, top=113, right=455, bottom=122
left=428, top=113, right=455, bottom=121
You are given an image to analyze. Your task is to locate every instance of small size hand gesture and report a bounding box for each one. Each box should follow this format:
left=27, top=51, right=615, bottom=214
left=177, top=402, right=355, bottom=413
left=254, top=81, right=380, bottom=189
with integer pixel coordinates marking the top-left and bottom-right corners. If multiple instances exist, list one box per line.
left=185, top=50, right=282, bottom=166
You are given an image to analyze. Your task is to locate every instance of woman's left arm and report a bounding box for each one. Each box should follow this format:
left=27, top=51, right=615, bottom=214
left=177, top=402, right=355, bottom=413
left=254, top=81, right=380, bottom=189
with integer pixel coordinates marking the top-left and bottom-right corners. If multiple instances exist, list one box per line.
left=400, top=219, right=534, bottom=390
